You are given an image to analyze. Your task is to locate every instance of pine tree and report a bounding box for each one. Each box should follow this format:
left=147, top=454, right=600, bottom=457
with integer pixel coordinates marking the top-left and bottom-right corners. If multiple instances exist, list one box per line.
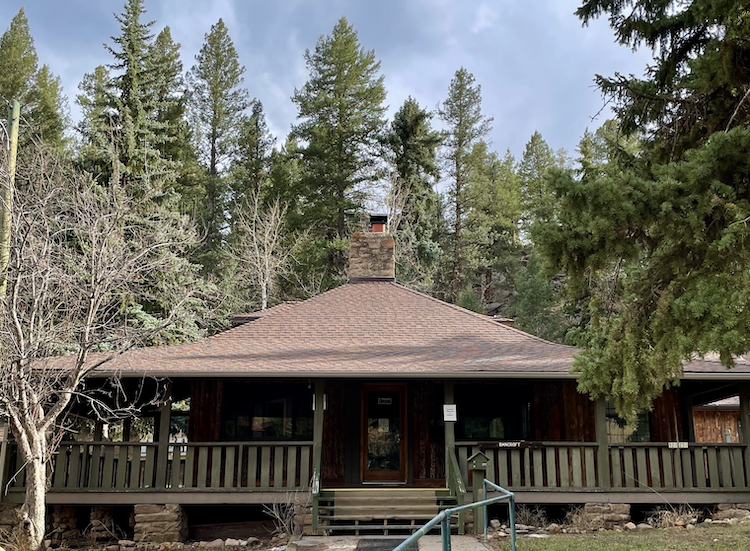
left=385, top=97, right=443, bottom=288
left=0, top=8, right=37, bottom=105
left=535, top=0, right=750, bottom=419
left=187, top=18, right=249, bottom=266
left=291, top=17, right=387, bottom=240
left=230, top=100, right=276, bottom=216
left=518, top=131, right=557, bottom=229
left=437, top=67, right=492, bottom=300
left=25, top=64, right=69, bottom=148
left=0, top=8, right=69, bottom=148
left=76, top=65, right=114, bottom=176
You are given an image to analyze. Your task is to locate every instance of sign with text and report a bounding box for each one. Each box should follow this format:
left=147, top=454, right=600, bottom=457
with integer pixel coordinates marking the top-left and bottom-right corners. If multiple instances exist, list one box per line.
left=668, top=442, right=689, bottom=449
left=443, top=404, right=457, bottom=422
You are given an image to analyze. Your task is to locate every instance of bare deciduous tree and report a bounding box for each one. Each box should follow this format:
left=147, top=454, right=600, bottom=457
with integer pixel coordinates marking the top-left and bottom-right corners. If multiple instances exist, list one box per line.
left=0, top=145, right=201, bottom=551
left=226, top=192, right=301, bottom=310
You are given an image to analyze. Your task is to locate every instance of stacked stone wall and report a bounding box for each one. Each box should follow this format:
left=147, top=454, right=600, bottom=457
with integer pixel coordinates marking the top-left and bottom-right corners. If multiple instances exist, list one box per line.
left=133, top=504, right=186, bottom=544
left=48, top=505, right=80, bottom=547
left=90, top=506, right=116, bottom=541
left=580, top=503, right=631, bottom=530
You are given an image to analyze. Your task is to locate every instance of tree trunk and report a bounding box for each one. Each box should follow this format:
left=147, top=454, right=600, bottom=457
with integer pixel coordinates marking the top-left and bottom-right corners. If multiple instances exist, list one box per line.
left=19, top=438, right=47, bottom=551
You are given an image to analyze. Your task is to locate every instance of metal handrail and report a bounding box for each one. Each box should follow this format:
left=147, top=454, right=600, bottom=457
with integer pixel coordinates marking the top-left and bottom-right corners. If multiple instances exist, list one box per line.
left=391, top=479, right=516, bottom=551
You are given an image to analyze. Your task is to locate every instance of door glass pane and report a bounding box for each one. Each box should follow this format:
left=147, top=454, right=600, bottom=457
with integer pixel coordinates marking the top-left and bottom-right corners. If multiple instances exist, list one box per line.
left=367, top=391, right=400, bottom=471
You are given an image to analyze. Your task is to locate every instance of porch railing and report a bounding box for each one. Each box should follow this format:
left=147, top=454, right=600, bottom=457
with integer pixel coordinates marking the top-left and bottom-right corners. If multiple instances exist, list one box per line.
left=6, top=441, right=313, bottom=493
left=457, top=441, right=750, bottom=492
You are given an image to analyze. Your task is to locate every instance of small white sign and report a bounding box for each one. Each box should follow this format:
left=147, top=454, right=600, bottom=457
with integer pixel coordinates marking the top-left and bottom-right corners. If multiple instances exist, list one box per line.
left=668, top=441, right=689, bottom=449
left=443, top=404, right=457, bottom=422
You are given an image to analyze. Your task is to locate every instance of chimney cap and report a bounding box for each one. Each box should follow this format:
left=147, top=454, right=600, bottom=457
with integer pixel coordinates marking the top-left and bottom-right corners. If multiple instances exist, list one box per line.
left=370, top=214, right=387, bottom=226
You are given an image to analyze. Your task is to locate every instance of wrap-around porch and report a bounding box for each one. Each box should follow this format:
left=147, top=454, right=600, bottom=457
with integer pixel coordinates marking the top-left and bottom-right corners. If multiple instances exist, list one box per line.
left=3, top=378, right=750, bottom=515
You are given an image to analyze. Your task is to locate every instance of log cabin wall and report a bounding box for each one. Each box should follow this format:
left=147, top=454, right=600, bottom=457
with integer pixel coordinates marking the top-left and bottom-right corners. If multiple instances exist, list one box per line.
left=693, top=409, right=740, bottom=443
left=532, top=380, right=595, bottom=441
left=411, top=381, right=445, bottom=485
left=650, top=388, right=685, bottom=442
left=188, top=379, right=223, bottom=442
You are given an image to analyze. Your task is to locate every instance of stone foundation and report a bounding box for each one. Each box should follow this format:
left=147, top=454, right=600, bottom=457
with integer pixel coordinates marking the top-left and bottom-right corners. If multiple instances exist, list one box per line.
left=90, top=505, right=116, bottom=541
left=49, top=505, right=81, bottom=547
left=133, top=504, right=187, bottom=543
left=580, top=503, right=631, bottom=530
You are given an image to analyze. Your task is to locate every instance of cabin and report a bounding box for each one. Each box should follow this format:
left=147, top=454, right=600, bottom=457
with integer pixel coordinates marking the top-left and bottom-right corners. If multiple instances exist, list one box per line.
left=2, top=219, right=750, bottom=540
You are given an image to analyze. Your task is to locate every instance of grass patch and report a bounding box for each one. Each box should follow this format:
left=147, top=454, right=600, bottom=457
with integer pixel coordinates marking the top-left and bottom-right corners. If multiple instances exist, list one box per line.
left=489, top=523, right=750, bottom=550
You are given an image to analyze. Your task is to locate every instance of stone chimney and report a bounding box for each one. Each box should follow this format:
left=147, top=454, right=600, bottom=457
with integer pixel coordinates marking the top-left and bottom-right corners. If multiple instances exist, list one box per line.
left=348, top=215, right=395, bottom=281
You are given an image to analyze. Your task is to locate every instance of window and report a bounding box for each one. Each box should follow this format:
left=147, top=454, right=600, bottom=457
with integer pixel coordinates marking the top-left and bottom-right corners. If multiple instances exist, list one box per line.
left=455, top=383, right=532, bottom=440
left=222, top=382, right=313, bottom=440
left=606, top=403, right=650, bottom=443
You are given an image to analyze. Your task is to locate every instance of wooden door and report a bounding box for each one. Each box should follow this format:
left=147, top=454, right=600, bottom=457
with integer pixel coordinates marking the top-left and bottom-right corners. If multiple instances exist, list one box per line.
left=362, top=383, right=407, bottom=482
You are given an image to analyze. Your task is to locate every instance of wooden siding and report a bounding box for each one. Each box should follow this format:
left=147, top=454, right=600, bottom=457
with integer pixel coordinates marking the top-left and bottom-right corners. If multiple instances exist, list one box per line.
left=322, top=380, right=346, bottom=485
left=651, top=388, right=685, bottom=442
left=694, top=410, right=740, bottom=443
left=532, top=381, right=595, bottom=441
left=411, top=381, right=445, bottom=484
left=189, top=380, right=223, bottom=442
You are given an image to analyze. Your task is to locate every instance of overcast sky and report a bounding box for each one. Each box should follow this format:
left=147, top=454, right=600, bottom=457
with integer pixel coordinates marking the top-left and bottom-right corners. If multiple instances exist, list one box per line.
left=4, top=0, right=652, bottom=160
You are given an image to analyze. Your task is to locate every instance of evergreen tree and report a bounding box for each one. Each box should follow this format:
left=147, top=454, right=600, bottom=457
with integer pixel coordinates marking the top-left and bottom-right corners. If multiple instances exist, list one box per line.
left=94, top=0, right=184, bottom=191
left=76, top=65, right=114, bottom=177
left=0, top=8, right=69, bottom=148
left=535, top=0, right=750, bottom=420
left=230, top=100, right=276, bottom=216
left=0, top=8, right=37, bottom=106
left=518, top=131, right=557, bottom=229
left=25, top=64, right=69, bottom=148
left=187, top=18, right=249, bottom=266
left=437, top=67, right=492, bottom=300
left=291, top=17, right=387, bottom=241
left=385, top=97, right=443, bottom=288
left=464, top=144, right=523, bottom=304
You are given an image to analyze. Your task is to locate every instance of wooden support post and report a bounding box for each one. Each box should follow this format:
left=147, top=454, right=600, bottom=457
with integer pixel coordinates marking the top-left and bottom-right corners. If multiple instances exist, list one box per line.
left=739, top=384, right=750, bottom=487
left=311, top=381, right=325, bottom=530
left=444, top=381, right=455, bottom=487
left=155, top=383, right=173, bottom=488
left=0, top=420, right=10, bottom=501
left=594, top=397, right=611, bottom=489
left=468, top=451, right=488, bottom=535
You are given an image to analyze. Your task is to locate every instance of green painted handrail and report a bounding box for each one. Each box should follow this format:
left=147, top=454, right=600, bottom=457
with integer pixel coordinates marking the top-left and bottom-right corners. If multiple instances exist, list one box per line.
left=391, top=479, right=516, bottom=551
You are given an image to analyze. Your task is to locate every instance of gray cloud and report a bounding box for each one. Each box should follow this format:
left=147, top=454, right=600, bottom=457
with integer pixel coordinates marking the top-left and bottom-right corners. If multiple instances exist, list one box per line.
left=3, top=0, right=652, bottom=159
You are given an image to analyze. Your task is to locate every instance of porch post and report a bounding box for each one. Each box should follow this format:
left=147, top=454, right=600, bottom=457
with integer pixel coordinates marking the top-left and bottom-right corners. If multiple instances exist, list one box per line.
left=594, top=397, right=611, bottom=489
left=738, top=383, right=750, bottom=486
left=444, top=381, right=455, bottom=487
left=0, top=420, right=9, bottom=501
left=312, top=381, right=325, bottom=530
left=155, top=382, right=173, bottom=489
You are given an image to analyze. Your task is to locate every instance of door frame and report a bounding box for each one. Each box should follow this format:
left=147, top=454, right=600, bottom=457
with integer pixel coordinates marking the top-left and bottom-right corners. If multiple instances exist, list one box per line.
left=361, top=382, right=408, bottom=483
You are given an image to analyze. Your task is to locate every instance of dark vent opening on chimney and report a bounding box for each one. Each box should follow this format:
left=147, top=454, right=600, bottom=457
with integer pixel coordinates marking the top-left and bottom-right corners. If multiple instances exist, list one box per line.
left=370, top=214, right=387, bottom=233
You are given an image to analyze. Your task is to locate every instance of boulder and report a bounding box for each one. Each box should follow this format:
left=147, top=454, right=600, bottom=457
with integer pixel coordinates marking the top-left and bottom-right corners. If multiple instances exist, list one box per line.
left=624, top=522, right=636, bottom=531
left=547, top=523, right=562, bottom=534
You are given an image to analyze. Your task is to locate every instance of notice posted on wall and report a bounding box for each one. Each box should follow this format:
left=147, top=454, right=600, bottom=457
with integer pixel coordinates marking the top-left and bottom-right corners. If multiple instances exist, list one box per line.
left=443, top=404, right=457, bottom=422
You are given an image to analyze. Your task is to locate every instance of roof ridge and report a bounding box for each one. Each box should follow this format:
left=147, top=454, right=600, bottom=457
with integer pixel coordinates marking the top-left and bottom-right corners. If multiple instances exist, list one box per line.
left=390, top=281, right=575, bottom=349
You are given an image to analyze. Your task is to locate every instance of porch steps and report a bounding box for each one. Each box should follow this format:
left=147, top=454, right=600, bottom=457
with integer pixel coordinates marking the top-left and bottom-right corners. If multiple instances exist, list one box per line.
left=318, top=489, right=459, bottom=535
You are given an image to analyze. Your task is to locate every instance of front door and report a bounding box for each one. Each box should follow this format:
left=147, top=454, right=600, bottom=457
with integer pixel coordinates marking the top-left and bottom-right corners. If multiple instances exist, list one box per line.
left=362, top=383, right=407, bottom=482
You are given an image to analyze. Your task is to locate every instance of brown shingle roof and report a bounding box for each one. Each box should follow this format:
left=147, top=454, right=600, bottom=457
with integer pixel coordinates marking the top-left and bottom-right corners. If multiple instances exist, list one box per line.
left=99, top=281, right=578, bottom=377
